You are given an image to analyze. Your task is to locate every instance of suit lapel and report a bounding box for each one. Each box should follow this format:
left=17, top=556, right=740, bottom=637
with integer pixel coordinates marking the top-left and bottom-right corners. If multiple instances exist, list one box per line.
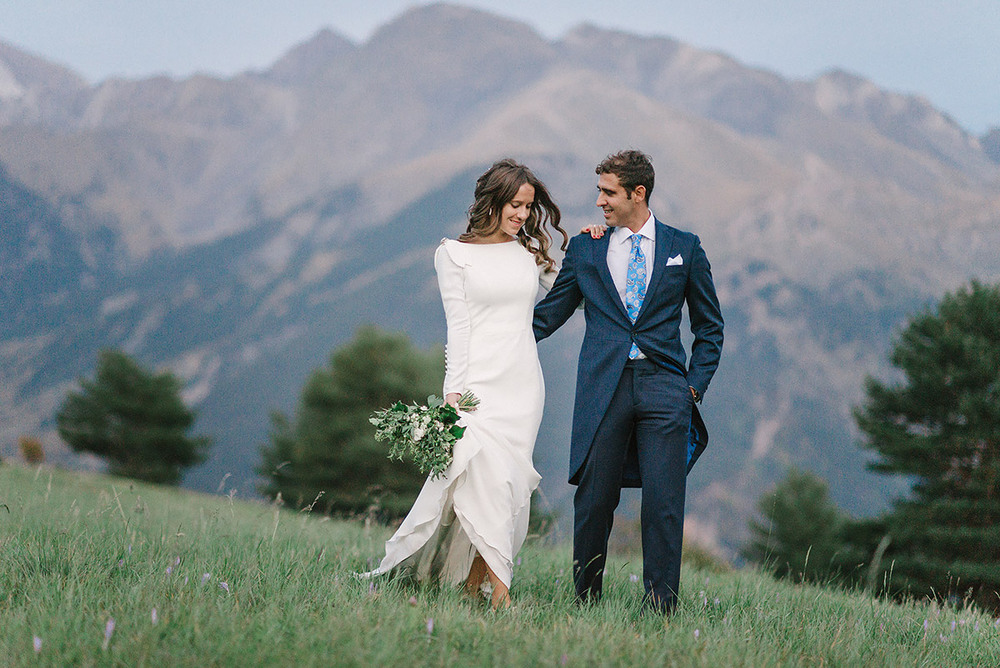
left=636, top=219, right=676, bottom=321
left=593, top=233, right=630, bottom=320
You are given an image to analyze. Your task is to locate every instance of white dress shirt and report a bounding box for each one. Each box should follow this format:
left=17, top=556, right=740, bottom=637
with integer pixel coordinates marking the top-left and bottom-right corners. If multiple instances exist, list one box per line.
left=607, top=210, right=655, bottom=308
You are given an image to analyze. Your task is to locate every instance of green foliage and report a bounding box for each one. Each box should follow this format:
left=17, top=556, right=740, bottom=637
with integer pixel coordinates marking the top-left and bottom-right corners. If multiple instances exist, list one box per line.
left=371, top=391, right=478, bottom=480
left=742, top=468, right=845, bottom=583
left=849, top=281, right=1000, bottom=610
left=3, top=465, right=999, bottom=666
left=55, top=349, right=209, bottom=484
left=259, top=325, right=443, bottom=518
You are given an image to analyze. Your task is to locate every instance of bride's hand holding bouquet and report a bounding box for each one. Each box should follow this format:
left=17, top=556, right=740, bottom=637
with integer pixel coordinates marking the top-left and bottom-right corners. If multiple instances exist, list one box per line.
left=370, top=391, right=479, bottom=480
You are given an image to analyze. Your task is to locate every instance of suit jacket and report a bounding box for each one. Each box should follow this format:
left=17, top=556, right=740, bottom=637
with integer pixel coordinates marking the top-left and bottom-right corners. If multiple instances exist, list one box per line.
left=533, top=219, right=723, bottom=486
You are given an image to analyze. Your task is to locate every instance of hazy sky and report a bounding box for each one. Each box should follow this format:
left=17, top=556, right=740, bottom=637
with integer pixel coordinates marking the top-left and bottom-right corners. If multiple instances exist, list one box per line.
left=2, top=0, right=997, bottom=133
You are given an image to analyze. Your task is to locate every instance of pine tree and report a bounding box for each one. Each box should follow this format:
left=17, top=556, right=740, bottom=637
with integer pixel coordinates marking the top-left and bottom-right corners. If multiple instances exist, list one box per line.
left=56, top=350, right=210, bottom=484
left=259, top=325, right=443, bottom=519
left=849, top=281, right=1000, bottom=609
left=742, top=468, right=845, bottom=583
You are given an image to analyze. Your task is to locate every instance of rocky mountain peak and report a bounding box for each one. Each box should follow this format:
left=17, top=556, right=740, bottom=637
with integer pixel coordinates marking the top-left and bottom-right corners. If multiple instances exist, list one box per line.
left=812, top=68, right=994, bottom=176
left=364, top=2, right=552, bottom=65
left=560, top=22, right=682, bottom=56
left=263, top=28, right=356, bottom=85
left=0, top=40, right=86, bottom=91
left=371, top=2, right=538, bottom=39
left=0, top=40, right=88, bottom=126
left=812, top=68, right=925, bottom=119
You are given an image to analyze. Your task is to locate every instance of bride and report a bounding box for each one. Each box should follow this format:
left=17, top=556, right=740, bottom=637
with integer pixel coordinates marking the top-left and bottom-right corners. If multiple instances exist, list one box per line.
left=366, top=159, right=567, bottom=608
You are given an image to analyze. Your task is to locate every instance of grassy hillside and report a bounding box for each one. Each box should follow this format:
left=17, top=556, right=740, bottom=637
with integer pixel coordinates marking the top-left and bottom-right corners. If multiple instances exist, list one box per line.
left=1, top=464, right=997, bottom=666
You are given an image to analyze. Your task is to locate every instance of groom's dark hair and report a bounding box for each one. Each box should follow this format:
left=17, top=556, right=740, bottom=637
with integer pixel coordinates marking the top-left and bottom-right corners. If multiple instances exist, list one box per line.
left=596, top=150, right=654, bottom=199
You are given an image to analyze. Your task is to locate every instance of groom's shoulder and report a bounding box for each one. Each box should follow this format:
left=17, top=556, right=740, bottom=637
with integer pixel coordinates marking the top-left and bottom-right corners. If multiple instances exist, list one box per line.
left=567, top=231, right=598, bottom=252
left=657, top=219, right=701, bottom=247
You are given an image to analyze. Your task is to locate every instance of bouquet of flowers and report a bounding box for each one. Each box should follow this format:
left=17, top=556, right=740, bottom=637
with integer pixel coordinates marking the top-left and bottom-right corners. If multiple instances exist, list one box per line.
left=370, top=391, right=480, bottom=480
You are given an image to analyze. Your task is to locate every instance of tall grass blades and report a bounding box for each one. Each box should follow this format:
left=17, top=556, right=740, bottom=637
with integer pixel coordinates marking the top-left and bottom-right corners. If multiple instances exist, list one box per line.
left=2, top=464, right=998, bottom=666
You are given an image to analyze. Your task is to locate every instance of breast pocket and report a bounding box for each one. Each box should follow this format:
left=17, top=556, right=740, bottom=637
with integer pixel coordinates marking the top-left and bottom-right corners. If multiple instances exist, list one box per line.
left=650, top=265, right=687, bottom=301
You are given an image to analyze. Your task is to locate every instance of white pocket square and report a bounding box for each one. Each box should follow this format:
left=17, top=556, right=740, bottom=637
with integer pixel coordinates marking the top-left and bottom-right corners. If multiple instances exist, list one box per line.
left=666, top=254, right=684, bottom=267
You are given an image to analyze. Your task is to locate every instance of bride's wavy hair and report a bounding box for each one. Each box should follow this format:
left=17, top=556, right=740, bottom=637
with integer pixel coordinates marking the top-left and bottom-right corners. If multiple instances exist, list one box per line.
left=461, top=159, right=568, bottom=272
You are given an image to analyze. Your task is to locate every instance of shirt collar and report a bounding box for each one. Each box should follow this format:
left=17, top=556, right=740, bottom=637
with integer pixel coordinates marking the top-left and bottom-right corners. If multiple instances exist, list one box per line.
left=614, top=210, right=655, bottom=244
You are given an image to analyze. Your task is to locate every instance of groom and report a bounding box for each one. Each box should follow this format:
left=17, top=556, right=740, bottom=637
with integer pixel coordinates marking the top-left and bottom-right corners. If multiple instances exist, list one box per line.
left=533, top=150, right=723, bottom=613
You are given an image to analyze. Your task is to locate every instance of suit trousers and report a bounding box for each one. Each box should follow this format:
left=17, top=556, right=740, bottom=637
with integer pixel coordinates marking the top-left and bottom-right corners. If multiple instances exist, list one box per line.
left=573, top=357, right=692, bottom=612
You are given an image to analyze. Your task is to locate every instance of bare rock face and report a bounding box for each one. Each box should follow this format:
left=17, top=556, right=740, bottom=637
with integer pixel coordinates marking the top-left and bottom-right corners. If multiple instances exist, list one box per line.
left=811, top=69, right=994, bottom=177
left=0, top=41, right=88, bottom=126
left=982, top=127, right=1000, bottom=164
left=1, top=4, right=998, bottom=553
left=262, top=28, right=357, bottom=86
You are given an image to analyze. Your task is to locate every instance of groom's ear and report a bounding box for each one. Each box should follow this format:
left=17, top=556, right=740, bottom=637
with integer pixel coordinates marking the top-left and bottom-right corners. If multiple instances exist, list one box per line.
left=632, top=185, right=646, bottom=203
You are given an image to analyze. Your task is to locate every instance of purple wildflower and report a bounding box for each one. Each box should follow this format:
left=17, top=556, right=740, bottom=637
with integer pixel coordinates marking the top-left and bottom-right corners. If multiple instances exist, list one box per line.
left=694, top=629, right=700, bottom=639
left=151, top=608, right=159, bottom=625
left=408, top=596, right=418, bottom=606
left=951, top=620, right=956, bottom=632
left=102, top=618, right=115, bottom=651
left=426, top=618, right=434, bottom=635
left=923, top=619, right=930, bottom=632
left=201, top=572, right=211, bottom=585
left=220, top=582, right=230, bottom=593
left=629, top=574, right=640, bottom=584
left=560, top=654, right=568, bottom=666
left=165, top=566, right=173, bottom=576
left=33, top=636, right=42, bottom=653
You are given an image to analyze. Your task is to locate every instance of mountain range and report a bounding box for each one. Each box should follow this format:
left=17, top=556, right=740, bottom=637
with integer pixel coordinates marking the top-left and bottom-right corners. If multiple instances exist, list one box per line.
left=2, top=3, right=998, bottom=555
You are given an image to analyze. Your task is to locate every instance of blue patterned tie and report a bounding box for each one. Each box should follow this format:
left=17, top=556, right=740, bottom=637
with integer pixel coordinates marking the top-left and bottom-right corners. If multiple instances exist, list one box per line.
left=625, top=233, right=646, bottom=359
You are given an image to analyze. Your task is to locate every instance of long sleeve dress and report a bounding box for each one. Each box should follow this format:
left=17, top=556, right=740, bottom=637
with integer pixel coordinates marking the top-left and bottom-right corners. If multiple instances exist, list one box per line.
left=366, top=238, right=555, bottom=589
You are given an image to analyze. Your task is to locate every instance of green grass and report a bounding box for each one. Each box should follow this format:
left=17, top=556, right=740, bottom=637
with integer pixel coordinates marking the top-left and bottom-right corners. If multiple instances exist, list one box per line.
left=2, top=464, right=998, bottom=666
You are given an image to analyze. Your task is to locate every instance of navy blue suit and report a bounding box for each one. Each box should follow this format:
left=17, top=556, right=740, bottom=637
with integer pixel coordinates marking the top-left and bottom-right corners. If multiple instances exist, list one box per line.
left=533, top=219, right=723, bottom=611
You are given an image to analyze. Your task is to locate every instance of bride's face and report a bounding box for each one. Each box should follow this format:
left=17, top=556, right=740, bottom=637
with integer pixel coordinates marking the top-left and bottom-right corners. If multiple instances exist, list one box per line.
left=498, top=183, right=535, bottom=238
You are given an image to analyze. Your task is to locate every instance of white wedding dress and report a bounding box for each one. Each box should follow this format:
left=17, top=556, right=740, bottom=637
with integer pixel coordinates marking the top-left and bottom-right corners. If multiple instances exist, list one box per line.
left=366, top=238, right=554, bottom=589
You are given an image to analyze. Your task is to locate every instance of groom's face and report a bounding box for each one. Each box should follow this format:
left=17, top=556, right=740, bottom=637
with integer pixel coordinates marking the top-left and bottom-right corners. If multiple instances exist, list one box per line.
left=596, top=173, right=643, bottom=227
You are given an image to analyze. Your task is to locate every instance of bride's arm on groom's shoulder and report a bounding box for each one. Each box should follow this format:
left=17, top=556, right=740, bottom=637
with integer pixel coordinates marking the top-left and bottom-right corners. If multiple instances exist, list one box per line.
left=534, top=224, right=602, bottom=294
left=434, top=243, right=472, bottom=401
